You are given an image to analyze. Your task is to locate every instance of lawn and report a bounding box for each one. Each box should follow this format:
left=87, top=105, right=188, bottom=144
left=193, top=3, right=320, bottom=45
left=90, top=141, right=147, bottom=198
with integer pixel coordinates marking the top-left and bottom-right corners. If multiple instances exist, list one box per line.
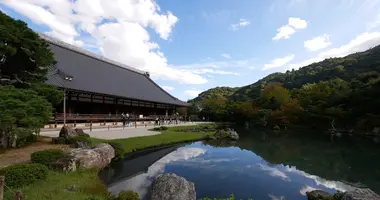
left=91, top=124, right=214, bottom=154
left=2, top=124, right=214, bottom=200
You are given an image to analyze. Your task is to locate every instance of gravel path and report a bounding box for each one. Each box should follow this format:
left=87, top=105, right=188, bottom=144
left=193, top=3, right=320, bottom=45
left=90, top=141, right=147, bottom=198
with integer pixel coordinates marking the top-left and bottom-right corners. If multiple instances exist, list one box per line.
left=40, top=123, right=202, bottom=140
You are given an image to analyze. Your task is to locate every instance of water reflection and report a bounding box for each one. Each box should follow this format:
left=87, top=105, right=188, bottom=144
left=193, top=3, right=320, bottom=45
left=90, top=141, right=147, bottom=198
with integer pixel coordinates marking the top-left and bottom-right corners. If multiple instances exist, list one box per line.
left=101, top=129, right=380, bottom=200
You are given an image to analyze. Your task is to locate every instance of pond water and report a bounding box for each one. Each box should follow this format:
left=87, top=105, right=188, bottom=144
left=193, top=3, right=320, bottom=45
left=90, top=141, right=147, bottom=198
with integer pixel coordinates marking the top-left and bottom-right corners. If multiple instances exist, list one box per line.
left=99, top=129, right=380, bottom=200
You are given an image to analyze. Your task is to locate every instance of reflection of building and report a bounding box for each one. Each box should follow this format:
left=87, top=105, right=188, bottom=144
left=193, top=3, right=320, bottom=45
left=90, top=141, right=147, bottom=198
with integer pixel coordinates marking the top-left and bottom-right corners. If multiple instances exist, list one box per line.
left=41, top=34, right=188, bottom=124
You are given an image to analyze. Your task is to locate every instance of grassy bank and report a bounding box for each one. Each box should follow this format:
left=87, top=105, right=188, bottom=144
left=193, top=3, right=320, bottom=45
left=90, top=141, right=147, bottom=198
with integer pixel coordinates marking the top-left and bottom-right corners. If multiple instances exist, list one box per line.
left=3, top=124, right=213, bottom=200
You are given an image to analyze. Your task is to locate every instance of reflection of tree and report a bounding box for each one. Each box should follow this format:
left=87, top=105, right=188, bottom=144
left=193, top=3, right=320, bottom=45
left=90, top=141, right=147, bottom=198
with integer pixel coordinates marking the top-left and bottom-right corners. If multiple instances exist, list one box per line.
left=210, top=128, right=380, bottom=193
left=202, top=139, right=237, bottom=148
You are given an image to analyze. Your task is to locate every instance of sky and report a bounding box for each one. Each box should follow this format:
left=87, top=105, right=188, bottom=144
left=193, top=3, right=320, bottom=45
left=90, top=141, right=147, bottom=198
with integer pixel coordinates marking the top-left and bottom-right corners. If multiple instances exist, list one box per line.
left=1, top=0, right=380, bottom=101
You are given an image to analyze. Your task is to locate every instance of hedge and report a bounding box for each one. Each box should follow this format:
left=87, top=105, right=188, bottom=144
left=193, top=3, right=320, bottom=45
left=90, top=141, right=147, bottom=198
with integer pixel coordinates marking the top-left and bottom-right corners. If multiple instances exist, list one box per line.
left=30, top=149, right=67, bottom=167
left=0, top=163, right=48, bottom=188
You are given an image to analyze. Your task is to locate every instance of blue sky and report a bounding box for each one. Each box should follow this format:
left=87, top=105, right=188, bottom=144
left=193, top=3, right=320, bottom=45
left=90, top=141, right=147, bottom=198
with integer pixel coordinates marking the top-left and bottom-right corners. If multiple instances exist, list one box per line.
left=1, top=0, right=380, bottom=101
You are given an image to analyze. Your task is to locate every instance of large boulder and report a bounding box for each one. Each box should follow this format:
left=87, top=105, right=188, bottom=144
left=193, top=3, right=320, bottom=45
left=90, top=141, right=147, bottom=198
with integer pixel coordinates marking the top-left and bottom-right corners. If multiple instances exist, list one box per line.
left=147, top=173, right=196, bottom=200
left=92, top=143, right=115, bottom=166
left=306, top=190, right=332, bottom=200
left=342, top=188, right=380, bottom=200
left=59, top=126, right=78, bottom=139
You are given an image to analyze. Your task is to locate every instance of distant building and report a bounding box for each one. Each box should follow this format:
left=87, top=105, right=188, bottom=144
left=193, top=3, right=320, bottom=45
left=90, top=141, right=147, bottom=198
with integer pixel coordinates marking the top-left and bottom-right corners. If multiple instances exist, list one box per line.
left=41, top=34, right=187, bottom=123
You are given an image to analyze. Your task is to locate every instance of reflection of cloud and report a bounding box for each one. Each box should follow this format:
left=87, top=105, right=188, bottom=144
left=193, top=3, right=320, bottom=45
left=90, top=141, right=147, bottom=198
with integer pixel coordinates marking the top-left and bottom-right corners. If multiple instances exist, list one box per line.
left=268, top=194, right=285, bottom=200
left=285, top=166, right=356, bottom=192
left=299, top=185, right=318, bottom=196
left=258, top=164, right=290, bottom=181
left=109, top=147, right=206, bottom=198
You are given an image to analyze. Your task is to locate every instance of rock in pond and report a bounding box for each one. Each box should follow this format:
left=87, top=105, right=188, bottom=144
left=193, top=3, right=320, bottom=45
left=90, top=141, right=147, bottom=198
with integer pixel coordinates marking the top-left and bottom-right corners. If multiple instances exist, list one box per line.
left=306, top=190, right=332, bottom=200
left=342, top=188, right=380, bottom=200
left=214, top=128, right=239, bottom=140
left=148, top=173, right=196, bottom=200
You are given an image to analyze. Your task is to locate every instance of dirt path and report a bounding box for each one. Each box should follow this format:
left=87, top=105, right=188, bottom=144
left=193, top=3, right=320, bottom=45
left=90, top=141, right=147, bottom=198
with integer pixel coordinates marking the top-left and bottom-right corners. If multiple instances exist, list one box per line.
left=0, top=137, right=70, bottom=168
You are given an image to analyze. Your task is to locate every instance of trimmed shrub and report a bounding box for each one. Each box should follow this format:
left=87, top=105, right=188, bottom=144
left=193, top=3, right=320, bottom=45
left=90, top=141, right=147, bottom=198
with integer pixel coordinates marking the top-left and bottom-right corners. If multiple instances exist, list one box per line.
left=31, top=149, right=67, bottom=167
left=152, top=126, right=168, bottom=131
left=108, top=142, right=125, bottom=162
left=68, top=135, right=92, bottom=148
left=52, top=137, right=68, bottom=144
left=117, top=190, right=140, bottom=200
left=80, top=133, right=91, bottom=138
left=14, top=128, right=38, bottom=147
left=0, top=163, right=48, bottom=188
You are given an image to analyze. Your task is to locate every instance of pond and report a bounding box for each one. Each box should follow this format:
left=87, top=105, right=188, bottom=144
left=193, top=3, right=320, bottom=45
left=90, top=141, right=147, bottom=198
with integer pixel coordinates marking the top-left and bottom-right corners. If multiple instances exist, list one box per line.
left=99, top=129, right=380, bottom=200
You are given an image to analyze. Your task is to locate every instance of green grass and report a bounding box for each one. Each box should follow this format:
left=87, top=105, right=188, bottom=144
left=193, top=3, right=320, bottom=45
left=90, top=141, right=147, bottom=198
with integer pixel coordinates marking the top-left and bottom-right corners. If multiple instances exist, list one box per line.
left=91, top=125, right=214, bottom=154
left=4, top=169, right=108, bottom=200
left=3, top=124, right=213, bottom=200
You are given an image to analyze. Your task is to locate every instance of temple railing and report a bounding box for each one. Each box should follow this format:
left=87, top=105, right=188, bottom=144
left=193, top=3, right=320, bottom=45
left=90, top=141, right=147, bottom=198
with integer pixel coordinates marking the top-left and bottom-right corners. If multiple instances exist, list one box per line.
left=52, top=113, right=183, bottom=122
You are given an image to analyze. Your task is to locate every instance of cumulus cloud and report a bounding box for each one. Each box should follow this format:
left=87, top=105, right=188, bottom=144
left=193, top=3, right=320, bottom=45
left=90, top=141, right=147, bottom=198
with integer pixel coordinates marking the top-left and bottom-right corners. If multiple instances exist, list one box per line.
left=184, top=90, right=203, bottom=99
left=263, top=54, right=295, bottom=70
left=290, top=31, right=380, bottom=69
left=258, top=164, right=290, bottom=181
left=304, top=34, right=332, bottom=51
left=0, top=0, right=208, bottom=85
left=273, top=17, right=307, bottom=40
left=231, top=18, right=250, bottom=30
left=161, top=86, right=174, bottom=91
left=221, top=53, right=232, bottom=59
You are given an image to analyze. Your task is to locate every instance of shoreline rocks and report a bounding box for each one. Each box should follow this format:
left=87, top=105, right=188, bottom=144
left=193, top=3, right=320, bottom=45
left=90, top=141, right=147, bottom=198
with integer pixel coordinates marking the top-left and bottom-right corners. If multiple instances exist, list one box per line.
left=307, top=188, right=380, bottom=200
left=148, top=173, right=196, bottom=200
left=52, top=143, right=115, bottom=172
left=214, top=128, right=239, bottom=140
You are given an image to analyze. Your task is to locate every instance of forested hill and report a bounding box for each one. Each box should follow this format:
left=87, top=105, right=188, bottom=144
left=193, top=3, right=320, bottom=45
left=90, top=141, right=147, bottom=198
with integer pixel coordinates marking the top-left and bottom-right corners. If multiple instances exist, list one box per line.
left=188, top=87, right=239, bottom=103
left=190, top=45, right=380, bottom=103
left=188, top=45, right=380, bottom=131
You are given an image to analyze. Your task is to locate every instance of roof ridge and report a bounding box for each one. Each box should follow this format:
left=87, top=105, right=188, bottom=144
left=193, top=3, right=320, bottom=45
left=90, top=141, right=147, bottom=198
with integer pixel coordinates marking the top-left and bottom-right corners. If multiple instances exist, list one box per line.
left=39, top=33, right=146, bottom=75
left=144, top=75, right=186, bottom=103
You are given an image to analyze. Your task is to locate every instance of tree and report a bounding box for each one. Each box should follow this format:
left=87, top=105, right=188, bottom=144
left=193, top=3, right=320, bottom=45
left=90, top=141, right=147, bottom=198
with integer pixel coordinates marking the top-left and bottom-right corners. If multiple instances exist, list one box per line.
left=0, top=86, right=52, bottom=148
left=0, top=11, right=55, bottom=85
left=260, top=83, right=290, bottom=110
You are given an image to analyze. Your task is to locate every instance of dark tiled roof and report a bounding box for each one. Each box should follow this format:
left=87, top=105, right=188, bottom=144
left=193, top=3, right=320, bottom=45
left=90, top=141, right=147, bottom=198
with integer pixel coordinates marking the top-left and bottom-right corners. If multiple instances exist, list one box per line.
left=42, top=34, right=188, bottom=106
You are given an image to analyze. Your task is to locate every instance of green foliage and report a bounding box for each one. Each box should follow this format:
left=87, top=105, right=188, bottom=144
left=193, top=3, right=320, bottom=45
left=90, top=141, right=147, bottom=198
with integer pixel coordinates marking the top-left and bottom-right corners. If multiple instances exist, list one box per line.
left=0, top=11, right=55, bottom=84
left=68, top=135, right=92, bottom=147
left=117, top=190, right=140, bottom=200
left=108, top=142, right=125, bottom=162
left=52, top=136, right=68, bottom=144
left=152, top=126, right=168, bottom=131
left=31, top=149, right=67, bottom=167
left=30, top=83, right=64, bottom=106
left=0, top=163, right=48, bottom=188
left=200, top=194, right=253, bottom=200
left=187, top=44, right=380, bottom=131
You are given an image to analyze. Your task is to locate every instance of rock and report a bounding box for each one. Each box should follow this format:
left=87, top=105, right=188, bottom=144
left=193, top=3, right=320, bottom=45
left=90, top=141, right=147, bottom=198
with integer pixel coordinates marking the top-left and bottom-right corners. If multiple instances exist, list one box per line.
left=273, top=125, right=280, bottom=131
left=306, top=190, right=332, bottom=200
left=229, top=130, right=239, bottom=140
left=148, top=173, right=196, bottom=200
left=373, top=127, right=380, bottom=135
left=69, top=148, right=103, bottom=169
left=59, top=126, right=78, bottom=139
left=92, top=143, right=115, bottom=167
left=75, top=128, right=85, bottom=135
left=342, top=188, right=380, bottom=200
left=50, top=156, right=77, bottom=172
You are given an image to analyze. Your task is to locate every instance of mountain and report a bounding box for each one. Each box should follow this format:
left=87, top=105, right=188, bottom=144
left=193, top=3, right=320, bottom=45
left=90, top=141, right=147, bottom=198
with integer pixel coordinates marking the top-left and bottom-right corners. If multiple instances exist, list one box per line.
left=188, top=86, right=239, bottom=104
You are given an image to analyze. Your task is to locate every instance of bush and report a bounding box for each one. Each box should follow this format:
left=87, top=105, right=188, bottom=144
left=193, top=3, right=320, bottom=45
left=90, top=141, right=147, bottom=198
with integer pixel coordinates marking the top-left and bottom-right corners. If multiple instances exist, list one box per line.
left=80, top=133, right=91, bottom=138
left=31, top=149, right=67, bottom=167
left=52, top=137, right=68, bottom=144
left=152, top=126, right=168, bottom=131
left=117, top=190, right=140, bottom=200
left=14, top=128, right=38, bottom=147
left=84, top=197, right=105, bottom=200
left=108, top=142, right=125, bottom=162
left=68, top=135, right=92, bottom=148
left=0, top=163, right=48, bottom=188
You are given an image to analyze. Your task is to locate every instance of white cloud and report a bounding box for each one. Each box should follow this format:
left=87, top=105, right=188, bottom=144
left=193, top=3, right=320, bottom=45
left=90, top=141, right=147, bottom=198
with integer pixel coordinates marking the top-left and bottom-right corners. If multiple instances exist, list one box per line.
left=221, top=53, right=231, bottom=59
left=161, top=86, right=174, bottom=91
left=0, top=0, right=208, bottom=85
left=304, top=34, right=332, bottom=52
left=273, top=17, right=307, bottom=40
left=290, top=31, right=380, bottom=69
left=231, top=18, right=250, bottom=30
left=263, top=54, right=295, bottom=70
left=258, top=164, right=290, bottom=181
left=189, top=68, right=239, bottom=76
left=268, top=194, right=285, bottom=200
left=184, top=90, right=203, bottom=99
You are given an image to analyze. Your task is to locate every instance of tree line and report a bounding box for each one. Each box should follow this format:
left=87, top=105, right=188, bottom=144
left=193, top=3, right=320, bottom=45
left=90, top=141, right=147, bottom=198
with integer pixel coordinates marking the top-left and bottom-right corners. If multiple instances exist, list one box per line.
left=188, top=45, right=380, bottom=133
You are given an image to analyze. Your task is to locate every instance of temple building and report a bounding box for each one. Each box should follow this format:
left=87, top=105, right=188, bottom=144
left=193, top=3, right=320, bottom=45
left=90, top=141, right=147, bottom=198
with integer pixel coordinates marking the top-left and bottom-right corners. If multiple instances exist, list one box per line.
left=41, top=34, right=188, bottom=124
